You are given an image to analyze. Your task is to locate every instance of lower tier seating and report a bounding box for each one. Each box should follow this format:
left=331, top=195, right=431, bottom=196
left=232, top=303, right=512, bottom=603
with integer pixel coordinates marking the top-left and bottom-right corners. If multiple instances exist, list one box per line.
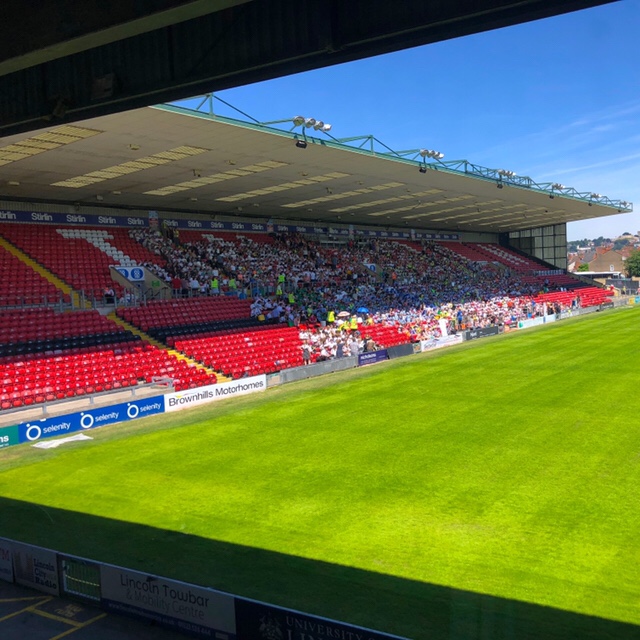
left=534, top=286, right=612, bottom=307
left=0, top=341, right=217, bottom=409
left=174, top=325, right=304, bottom=379
left=361, top=324, right=411, bottom=348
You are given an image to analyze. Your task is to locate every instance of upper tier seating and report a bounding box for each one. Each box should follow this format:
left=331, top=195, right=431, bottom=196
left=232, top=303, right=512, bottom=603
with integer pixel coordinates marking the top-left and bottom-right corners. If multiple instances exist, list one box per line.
left=0, top=224, right=165, bottom=298
left=440, top=242, right=495, bottom=263
left=178, top=230, right=277, bottom=245
left=470, top=243, right=546, bottom=271
left=0, top=244, right=67, bottom=306
left=117, top=297, right=258, bottom=341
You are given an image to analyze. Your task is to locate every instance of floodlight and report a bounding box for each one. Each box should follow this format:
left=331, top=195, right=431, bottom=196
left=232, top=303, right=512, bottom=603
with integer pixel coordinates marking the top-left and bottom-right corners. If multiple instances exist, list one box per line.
left=419, top=149, right=444, bottom=160
left=591, top=193, right=602, bottom=199
left=289, top=115, right=333, bottom=132
left=551, top=183, right=564, bottom=190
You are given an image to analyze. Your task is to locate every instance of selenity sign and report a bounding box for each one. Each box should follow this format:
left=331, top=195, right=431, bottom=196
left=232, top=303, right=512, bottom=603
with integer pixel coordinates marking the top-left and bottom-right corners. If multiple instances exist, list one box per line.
left=100, top=565, right=236, bottom=640
left=17, top=396, right=165, bottom=445
left=164, top=375, right=267, bottom=412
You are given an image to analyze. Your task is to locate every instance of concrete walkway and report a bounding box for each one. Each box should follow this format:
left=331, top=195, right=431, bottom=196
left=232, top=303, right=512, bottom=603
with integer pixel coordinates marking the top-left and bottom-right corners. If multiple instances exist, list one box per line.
left=0, top=580, right=187, bottom=640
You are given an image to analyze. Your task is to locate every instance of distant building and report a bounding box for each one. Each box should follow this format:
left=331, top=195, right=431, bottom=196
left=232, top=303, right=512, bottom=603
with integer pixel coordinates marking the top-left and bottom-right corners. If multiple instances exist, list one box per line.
left=585, top=248, right=626, bottom=274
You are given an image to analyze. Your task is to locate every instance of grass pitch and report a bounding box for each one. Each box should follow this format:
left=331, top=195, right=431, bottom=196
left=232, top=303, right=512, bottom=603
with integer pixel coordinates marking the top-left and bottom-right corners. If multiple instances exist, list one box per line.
left=2, top=307, right=640, bottom=639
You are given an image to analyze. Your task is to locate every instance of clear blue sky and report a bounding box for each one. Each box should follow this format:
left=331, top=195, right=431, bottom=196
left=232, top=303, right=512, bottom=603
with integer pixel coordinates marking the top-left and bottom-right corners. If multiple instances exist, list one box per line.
left=204, top=0, right=639, bottom=241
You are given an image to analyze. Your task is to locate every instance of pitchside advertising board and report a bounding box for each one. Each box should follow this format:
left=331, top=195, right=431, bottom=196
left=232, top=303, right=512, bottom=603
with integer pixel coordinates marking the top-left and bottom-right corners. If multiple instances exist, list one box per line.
left=11, top=541, right=60, bottom=595
left=164, top=375, right=267, bottom=412
left=16, top=396, right=164, bottom=445
left=100, top=566, right=236, bottom=640
left=0, top=537, right=406, bottom=640
left=4, top=377, right=268, bottom=449
left=0, top=539, right=13, bottom=583
left=357, top=350, right=389, bottom=367
left=420, top=335, right=463, bottom=352
left=358, top=349, right=389, bottom=367
left=516, top=315, right=556, bottom=330
left=462, top=326, right=501, bottom=341
left=0, top=424, right=19, bottom=448
left=235, top=599, right=406, bottom=640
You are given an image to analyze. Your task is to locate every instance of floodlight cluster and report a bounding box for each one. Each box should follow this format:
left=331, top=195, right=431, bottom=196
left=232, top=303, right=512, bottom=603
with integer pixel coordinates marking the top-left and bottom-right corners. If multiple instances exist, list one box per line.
left=419, top=149, right=444, bottom=160
left=292, top=116, right=332, bottom=132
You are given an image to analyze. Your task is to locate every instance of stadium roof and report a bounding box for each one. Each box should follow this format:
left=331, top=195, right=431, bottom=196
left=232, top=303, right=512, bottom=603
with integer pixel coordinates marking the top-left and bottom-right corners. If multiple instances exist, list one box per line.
left=0, top=0, right=619, bottom=138
left=0, top=99, right=631, bottom=234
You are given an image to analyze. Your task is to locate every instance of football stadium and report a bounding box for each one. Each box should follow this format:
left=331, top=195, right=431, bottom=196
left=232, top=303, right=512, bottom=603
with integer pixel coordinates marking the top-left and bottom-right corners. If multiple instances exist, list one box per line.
left=0, top=2, right=638, bottom=640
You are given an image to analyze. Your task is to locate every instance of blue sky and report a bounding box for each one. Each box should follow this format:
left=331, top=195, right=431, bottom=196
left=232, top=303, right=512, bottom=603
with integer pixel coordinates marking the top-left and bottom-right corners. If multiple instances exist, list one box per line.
left=208, top=0, right=638, bottom=240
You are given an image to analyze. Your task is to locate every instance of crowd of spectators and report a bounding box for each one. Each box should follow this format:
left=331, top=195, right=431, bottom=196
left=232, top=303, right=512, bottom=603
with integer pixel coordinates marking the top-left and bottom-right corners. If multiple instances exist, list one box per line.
left=128, top=228, right=574, bottom=349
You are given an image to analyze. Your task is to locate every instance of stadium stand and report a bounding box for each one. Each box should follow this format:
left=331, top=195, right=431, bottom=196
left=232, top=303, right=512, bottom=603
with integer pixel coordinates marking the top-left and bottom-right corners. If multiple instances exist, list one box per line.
left=0, top=222, right=615, bottom=411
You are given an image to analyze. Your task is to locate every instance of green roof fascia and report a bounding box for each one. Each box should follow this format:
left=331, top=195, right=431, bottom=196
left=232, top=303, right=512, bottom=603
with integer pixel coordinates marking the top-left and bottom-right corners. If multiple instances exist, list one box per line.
left=153, top=102, right=632, bottom=214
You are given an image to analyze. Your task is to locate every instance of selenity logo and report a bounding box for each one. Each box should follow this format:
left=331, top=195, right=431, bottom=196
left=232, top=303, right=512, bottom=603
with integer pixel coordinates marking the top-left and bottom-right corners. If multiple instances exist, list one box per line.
left=24, top=421, right=72, bottom=441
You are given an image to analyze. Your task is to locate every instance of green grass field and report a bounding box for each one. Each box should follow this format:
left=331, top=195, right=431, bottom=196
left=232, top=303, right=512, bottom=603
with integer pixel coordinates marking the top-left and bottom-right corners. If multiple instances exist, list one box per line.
left=2, top=307, right=640, bottom=639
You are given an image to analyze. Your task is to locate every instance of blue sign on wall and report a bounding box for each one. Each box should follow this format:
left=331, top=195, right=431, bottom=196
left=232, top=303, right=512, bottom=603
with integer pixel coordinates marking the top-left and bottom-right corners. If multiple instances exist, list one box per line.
left=0, top=210, right=147, bottom=227
left=115, top=267, right=145, bottom=281
left=0, top=209, right=458, bottom=240
left=162, top=218, right=458, bottom=239
left=17, top=396, right=165, bottom=444
left=358, top=350, right=389, bottom=366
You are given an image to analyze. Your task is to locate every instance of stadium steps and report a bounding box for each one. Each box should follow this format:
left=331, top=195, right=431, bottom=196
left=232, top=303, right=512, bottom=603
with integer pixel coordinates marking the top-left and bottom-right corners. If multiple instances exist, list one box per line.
left=0, top=235, right=89, bottom=308
left=107, top=312, right=230, bottom=382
